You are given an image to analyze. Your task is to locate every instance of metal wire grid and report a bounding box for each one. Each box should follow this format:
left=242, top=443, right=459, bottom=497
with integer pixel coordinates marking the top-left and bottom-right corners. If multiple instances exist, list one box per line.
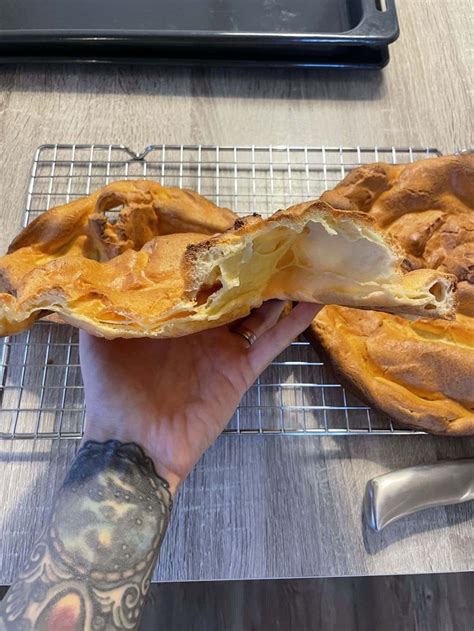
left=0, top=144, right=442, bottom=439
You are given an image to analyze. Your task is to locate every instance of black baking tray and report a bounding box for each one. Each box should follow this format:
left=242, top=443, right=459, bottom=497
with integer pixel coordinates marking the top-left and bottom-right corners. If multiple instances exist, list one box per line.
left=0, top=0, right=399, bottom=68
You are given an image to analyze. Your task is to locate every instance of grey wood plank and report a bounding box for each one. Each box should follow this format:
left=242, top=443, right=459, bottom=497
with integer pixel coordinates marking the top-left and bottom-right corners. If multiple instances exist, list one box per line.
left=0, top=0, right=473, bottom=585
left=138, top=574, right=474, bottom=631
left=2, top=574, right=472, bottom=631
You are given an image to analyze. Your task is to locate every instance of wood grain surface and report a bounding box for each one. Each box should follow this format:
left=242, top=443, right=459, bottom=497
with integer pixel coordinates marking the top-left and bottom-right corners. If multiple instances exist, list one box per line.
left=0, top=0, right=473, bottom=584
left=2, top=573, right=473, bottom=630
left=138, top=574, right=474, bottom=631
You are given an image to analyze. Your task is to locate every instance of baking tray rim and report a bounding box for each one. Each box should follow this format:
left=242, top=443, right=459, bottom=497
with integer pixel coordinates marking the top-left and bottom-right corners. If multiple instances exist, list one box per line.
left=0, top=46, right=391, bottom=70
left=0, top=27, right=400, bottom=46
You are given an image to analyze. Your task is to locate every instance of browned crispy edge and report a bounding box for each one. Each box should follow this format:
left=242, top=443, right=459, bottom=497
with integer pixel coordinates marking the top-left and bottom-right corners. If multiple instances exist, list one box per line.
left=320, top=154, right=474, bottom=214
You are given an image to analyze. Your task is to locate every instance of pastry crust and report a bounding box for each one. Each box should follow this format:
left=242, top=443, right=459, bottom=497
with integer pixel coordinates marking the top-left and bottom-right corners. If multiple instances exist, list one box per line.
left=308, top=307, right=474, bottom=435
left=321, top=152, right=474, bottom=315
left=309, top=154, right=474, bottom=435
left=0, top=189, right=456, bottom=339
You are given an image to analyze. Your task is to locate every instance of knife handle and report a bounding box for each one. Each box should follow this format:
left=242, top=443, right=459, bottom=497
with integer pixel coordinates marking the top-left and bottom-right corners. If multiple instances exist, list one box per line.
left=364, top=459, right=474, bottom=531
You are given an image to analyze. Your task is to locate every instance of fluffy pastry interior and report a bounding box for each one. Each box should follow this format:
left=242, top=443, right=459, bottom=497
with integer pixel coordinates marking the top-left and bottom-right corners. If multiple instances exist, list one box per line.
left=187, top=214, right=454, bottom=320
left=0, top=200, right=457, bottom=339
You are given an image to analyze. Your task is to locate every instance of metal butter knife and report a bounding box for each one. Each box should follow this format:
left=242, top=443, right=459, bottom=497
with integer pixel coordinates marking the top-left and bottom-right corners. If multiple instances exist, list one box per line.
left=364, top=459, right=474, bottom=531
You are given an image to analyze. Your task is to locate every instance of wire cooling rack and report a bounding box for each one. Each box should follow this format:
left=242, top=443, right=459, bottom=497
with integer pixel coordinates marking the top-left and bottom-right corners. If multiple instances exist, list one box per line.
left=0, top=144, right=442, bottom=439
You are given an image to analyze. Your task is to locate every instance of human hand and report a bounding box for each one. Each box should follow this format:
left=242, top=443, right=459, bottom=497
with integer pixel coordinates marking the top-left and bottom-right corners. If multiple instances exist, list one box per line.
left=80, top=301, right=321, bottom=494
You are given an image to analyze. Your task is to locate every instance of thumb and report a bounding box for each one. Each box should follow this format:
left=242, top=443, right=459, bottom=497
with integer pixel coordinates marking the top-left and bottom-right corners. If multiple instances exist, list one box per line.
left=248, top=302, right=322, bottom=375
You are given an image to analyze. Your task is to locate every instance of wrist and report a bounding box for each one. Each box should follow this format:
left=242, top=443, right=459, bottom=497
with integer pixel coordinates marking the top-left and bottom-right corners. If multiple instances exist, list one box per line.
left=82, top=422, right=184, bottom=496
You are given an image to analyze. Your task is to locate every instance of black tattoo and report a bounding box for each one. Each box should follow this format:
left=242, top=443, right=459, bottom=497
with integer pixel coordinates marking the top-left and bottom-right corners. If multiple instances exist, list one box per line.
left=0, top=440, right=172, bottom=631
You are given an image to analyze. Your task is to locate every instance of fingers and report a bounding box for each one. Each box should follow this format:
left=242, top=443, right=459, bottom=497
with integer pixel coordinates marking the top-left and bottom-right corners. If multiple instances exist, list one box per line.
left=248, top=302, right=323, bottom=375
left=79, top=329, right=112, bottom=356
left=79, top=329, right=98, bottom=356
left=231, top=300, right=286, bottom=346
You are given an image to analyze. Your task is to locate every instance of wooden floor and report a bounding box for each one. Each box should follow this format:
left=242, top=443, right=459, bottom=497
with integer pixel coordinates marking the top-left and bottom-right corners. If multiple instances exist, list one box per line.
left=2, top=573, right=473, bottom=629
left=138, top=574, right=474, bottom=631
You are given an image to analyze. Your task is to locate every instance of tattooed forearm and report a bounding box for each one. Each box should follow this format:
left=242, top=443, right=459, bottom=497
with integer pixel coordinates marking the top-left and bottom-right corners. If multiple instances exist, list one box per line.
left=0, top=440, right=172, bottom=631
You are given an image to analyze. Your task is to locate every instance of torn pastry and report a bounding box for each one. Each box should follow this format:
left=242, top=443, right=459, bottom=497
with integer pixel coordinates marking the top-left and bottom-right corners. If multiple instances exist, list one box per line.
left=321, top=152, right=474, bottom=315
left=309, top=153, right=474, bottom=435
left=0, top=188, right=456, bottom=339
